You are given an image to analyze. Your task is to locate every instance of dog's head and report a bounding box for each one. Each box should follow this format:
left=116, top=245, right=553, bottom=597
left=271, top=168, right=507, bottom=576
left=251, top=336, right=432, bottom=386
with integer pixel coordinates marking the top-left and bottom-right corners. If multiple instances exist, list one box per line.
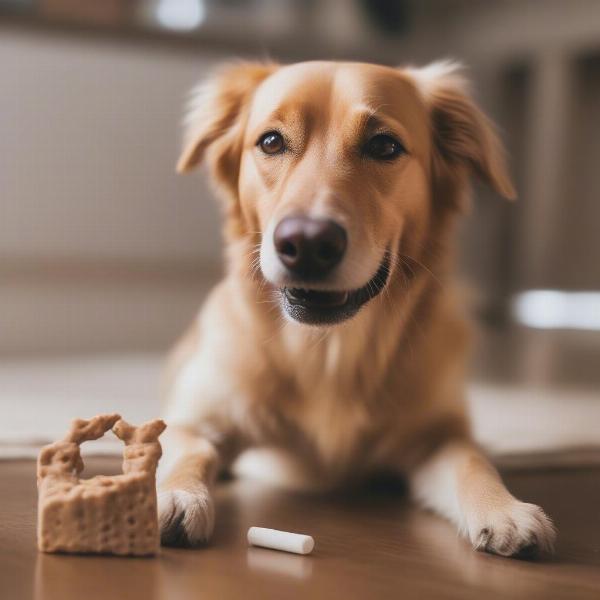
left=178, top=60, right=514, bottom=326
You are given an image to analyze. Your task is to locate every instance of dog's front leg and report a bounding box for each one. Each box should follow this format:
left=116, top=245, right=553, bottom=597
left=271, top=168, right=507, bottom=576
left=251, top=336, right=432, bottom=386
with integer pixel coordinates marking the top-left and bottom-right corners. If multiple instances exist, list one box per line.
left=409, top=439, right=556, bottom=557
left=157, top=425, right=220, bottom=546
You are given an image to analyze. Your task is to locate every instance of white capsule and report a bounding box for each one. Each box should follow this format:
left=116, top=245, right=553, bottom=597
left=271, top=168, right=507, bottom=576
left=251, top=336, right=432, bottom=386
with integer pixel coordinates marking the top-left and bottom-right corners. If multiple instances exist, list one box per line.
left=247, top=527, right=315, bottom=555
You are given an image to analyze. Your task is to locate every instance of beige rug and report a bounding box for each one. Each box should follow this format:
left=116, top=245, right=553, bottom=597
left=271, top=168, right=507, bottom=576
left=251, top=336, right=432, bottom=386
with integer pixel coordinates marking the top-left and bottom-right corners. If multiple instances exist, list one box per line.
left=1, top=355, right=598, bottom=466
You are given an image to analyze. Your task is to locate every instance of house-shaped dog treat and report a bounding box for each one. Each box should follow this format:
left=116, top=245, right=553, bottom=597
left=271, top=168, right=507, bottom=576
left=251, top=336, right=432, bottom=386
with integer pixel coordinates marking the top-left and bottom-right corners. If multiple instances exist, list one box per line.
left=37, top=414, right=166, bottom=556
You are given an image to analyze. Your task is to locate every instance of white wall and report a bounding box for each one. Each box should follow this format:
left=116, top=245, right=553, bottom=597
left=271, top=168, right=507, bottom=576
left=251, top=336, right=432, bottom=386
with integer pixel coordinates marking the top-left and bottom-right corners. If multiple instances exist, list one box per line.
left=1, top=28, right=223, bottom=265
left=1, top=27, right=226, bottom=353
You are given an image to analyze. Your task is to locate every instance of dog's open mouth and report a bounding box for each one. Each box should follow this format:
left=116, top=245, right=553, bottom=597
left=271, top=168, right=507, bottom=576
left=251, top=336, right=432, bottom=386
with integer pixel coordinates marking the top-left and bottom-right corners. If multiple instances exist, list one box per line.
left=281, top=252, right=391, bottom=325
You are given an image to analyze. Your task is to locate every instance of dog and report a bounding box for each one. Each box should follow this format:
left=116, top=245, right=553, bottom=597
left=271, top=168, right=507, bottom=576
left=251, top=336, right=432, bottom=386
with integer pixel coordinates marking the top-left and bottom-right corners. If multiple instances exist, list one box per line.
left=156, top=60, right=556, bottom=556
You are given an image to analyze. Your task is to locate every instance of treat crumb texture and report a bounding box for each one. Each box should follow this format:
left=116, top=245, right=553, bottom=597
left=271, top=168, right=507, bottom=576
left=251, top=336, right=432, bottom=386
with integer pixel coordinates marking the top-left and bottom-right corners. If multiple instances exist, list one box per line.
left=37, top=414, right=165, bottom=556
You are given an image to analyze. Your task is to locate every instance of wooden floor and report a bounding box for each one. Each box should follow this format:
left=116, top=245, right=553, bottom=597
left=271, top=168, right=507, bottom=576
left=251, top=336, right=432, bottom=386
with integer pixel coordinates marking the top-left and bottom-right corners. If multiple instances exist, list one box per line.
left=2, top=458, right=600, bottom=600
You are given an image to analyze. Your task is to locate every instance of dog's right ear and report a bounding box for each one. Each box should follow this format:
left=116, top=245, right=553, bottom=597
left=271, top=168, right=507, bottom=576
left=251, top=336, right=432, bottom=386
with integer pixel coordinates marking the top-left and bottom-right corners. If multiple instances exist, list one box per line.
left=176, top=62, right=277, bottom=198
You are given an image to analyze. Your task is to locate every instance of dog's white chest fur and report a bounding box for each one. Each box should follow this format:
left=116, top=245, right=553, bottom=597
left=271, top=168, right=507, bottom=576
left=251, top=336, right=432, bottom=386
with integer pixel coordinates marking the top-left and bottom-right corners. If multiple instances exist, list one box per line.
left=274, top=327, right=379, bottom=471
left=292, top=385, right=372, bottom=468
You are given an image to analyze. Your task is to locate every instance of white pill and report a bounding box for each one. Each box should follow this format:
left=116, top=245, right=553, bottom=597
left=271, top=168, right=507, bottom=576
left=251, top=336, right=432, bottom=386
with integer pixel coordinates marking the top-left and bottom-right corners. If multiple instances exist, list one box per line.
left=247, top=527, right=315, bottom=555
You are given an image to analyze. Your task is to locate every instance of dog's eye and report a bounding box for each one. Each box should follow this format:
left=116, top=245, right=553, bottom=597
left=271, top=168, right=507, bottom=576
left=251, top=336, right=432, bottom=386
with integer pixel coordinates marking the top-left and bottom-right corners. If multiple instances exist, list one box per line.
left=258, top=131, right=285, bottom=155
left=363, top=134, right=405, bottom=161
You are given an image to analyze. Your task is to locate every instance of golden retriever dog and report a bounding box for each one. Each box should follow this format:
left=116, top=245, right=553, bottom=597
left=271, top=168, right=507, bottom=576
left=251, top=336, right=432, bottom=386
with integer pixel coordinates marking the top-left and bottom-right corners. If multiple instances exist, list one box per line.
left=157, top=60, right=556, bottom=557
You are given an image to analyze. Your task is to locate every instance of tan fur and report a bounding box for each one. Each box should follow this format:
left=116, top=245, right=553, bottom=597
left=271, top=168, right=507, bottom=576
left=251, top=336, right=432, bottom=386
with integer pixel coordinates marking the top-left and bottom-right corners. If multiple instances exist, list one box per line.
left=159, top=60, right=555, bottom=555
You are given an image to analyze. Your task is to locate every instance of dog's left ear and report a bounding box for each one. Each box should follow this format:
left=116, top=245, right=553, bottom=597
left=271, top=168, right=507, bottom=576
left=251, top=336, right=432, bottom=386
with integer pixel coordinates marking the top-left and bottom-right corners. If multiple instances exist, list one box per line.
left=177, top=61, right=277, bottom=199
left=407, top=60, right=516, bottom=204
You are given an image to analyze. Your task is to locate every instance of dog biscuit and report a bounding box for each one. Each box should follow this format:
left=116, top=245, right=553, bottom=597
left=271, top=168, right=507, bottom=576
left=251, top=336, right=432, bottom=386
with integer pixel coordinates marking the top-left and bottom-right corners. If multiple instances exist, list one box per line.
left=37, top=414, right=166, bottom=556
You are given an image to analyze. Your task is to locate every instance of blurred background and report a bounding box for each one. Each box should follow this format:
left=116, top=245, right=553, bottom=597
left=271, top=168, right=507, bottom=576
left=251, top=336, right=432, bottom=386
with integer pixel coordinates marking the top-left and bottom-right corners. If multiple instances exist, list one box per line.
left=0, top=0, right=598, bottom=459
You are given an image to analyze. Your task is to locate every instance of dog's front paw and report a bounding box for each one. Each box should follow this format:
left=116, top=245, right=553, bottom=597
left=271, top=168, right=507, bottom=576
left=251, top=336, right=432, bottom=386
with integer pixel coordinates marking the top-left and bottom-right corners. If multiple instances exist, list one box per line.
left=468, top=500, right=556, bottom=557
left=158, top=486, right=215, bottom=547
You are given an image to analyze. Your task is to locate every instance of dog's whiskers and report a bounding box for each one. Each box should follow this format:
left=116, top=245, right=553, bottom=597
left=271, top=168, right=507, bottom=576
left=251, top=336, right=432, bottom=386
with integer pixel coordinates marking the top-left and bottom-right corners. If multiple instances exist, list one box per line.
left=399, top=253, right=444, bottom=288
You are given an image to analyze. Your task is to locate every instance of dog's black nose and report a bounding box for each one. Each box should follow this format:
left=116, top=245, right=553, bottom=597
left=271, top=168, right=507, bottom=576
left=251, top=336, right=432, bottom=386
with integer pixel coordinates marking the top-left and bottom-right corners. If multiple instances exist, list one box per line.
left=274, top=216, right=347, bottom=279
